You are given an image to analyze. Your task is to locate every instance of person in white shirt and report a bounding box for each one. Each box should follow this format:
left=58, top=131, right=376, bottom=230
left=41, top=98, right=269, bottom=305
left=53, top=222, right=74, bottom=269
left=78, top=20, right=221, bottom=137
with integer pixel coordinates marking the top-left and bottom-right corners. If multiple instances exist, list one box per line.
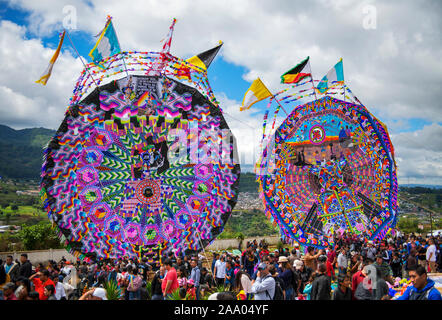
left=53, top=275, right=67, bottom=300
left=426, top=239, right=437, bottom=273
left=337, top=248, right=348, bottom=275
left=214, top=255, right=226, bottom=287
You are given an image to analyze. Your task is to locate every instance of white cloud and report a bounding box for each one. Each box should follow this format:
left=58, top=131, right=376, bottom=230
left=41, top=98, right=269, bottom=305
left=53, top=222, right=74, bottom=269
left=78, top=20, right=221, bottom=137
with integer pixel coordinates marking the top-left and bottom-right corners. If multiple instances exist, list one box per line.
left=0, top=19, right=83, bottom=129
left=392, top=123, right=442, bottom=185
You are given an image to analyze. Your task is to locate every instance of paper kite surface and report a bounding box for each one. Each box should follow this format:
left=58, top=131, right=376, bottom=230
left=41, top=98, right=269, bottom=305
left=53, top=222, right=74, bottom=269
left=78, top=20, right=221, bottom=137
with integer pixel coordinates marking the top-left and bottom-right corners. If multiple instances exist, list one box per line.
left=40, top=68, right=240, bottom=263
left=257, top=96, right=397, bottom=247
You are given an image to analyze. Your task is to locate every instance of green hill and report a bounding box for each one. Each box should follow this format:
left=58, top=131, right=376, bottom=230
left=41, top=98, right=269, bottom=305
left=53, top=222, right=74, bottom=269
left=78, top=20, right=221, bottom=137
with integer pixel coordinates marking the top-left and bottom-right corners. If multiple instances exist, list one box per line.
left=0, top=124, right=55, bottom=180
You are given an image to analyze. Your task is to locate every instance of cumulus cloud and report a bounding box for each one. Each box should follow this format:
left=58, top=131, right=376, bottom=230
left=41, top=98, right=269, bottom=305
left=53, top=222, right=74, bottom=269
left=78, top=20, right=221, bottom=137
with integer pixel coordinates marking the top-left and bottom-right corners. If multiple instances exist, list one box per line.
left=392, top=123, right=442, bottom=184
left=0, top=19, right=83, bottom=128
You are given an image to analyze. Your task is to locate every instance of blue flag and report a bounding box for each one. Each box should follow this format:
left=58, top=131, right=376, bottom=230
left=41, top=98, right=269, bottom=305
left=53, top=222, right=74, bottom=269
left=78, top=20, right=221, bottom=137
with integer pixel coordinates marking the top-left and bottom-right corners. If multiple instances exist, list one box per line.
left=316, top=59, right=344, bottom=94
left=89, top=20, right=121, bottom=67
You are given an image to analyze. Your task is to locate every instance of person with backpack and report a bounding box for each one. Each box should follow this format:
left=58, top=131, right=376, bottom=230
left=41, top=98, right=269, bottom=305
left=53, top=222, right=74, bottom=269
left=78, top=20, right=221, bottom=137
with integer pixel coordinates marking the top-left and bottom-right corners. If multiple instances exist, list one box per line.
left=125, top=266, right=143, bottom=300
left=395, top=265, right=442, bottom=300
left=277, top=256, right=294, bottom=300
left=250, top=262, right=276, bottom=300
left=268, top=264, right=284, bottom=300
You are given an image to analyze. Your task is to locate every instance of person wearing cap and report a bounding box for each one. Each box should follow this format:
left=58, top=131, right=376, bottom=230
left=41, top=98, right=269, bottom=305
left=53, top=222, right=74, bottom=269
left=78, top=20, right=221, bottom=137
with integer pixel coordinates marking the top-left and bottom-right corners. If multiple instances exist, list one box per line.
left=293, top=259, right=312, bottom=295
left=2, top=282, right=17, bottom=300
left=251, top=262, right=275, bottom=300
left=79, top=287, right=108, bottom=300
left=278, top=256, right=294, bottom=300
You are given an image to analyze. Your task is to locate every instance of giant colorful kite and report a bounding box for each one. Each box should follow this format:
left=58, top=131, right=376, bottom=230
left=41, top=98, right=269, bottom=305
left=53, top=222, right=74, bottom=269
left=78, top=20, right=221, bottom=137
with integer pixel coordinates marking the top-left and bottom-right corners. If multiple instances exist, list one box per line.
left=255, top=65, right=398, bottom=248
left=40, top=19, right=240, bottom=263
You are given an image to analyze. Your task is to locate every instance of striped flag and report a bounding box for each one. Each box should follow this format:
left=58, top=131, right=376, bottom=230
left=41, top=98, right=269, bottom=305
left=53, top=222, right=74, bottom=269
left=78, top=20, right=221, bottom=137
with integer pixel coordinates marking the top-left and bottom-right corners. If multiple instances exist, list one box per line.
left=316, top=58, right=344, bottom=94
left=35, top=31, right=65, bottom=85
left=186, top=41, right=223, bottom=71
left=174, top=41, right=223, bottom=80
left=147, top=18, right=177, bottom=76
left=281, top=57, right=311, bottom=84
left=240, top=78, right=272, bottom=111
left=160, top=18, right=177, bottom=54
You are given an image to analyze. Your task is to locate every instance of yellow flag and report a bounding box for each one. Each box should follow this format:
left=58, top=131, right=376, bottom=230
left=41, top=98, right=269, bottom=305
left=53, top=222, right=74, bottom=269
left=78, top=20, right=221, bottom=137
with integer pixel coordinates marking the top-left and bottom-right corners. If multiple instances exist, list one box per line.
left=35, top=30, right=66, bottom=85
left=240, top=78, right=272, bottom=111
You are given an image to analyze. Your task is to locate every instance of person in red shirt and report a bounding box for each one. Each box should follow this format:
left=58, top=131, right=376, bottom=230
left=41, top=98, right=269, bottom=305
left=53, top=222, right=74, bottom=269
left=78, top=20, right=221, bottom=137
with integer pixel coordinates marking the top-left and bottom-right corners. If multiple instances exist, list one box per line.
left=29, top=270, right=56, bottom=300
left=161, top=258, right=179, bottom=299
left=259, top=245, right=270, bottom=261
left=3, top=282, right=18, bottom=300
left=351, top=258, right=371, bottom=300
left=326, top=245, right=337, bottom=280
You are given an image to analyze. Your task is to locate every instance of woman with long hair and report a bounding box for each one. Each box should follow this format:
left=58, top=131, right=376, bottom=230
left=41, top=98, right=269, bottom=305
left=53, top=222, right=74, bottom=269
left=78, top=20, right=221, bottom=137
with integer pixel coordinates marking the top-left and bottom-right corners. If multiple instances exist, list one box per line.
left=177, top=266, right=188, bottom=288
left=234, top=270, right=252, bottom=300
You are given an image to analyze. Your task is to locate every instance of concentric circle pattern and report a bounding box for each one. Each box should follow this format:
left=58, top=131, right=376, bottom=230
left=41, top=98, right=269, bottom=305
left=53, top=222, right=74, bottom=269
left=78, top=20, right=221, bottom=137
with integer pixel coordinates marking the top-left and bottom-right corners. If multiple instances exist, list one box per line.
left=41, top=75, right=240, bottom=264
left=257, top=96, right=397, bottom=248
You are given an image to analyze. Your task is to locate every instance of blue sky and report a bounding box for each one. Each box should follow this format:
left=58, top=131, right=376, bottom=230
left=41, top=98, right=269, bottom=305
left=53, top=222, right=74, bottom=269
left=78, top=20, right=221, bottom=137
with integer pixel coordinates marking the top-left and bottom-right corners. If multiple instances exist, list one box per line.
left=0, top=0, right=440, bottom=184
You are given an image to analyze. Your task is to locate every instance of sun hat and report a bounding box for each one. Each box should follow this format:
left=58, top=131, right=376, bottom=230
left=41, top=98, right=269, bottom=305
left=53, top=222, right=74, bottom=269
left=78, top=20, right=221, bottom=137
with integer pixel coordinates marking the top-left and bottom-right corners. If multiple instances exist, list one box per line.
left=257, top=262, right=268, bottom=270
left=92, top=288, right=108, bottom=300
left=278, top=256, right=289, bottom=263
left=294, top=260, right=303, bottom=270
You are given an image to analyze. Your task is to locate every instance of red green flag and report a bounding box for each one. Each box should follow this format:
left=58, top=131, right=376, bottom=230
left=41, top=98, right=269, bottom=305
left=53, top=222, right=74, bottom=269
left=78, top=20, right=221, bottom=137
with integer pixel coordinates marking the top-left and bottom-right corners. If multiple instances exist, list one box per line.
left=281, top=57, right=311, bottom=84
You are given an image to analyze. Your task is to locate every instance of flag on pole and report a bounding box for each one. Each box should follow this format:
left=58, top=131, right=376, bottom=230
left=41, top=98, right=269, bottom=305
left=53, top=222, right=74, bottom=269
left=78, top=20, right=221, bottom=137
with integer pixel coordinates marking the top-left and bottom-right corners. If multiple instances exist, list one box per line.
left=281, top=57, right=311, bottom=84
left=160, top=18, right=177, bottom=54
left=316, top=58, right=344, bottom=94
left=174, top=41, right=223, bottom=80
left=89, top=18, right=121, bottom=67
left=147, top=18, right=177, bottom=76
left=240, top=78, right=272, bottom=111
left=187, top=41, right=223, bottom=70
left=35, top=31, right=66, bottom=85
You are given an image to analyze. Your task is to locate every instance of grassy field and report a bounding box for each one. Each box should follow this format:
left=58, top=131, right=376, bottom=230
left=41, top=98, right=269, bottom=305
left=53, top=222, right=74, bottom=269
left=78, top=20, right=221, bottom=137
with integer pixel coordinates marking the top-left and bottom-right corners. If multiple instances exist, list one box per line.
left=0, top=205, right=47, bottom=225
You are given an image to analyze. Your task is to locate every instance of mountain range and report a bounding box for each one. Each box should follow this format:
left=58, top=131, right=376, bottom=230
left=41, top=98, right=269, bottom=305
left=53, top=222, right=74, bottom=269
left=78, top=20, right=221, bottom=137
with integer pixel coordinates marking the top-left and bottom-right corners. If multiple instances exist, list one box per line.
left=0, top=124, right=55, bottom=180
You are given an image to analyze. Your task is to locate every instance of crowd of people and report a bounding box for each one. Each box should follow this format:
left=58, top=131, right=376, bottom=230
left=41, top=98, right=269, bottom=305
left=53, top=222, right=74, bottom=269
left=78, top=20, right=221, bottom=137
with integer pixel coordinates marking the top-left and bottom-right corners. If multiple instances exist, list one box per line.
left=0, top=232, right=441, bottom=301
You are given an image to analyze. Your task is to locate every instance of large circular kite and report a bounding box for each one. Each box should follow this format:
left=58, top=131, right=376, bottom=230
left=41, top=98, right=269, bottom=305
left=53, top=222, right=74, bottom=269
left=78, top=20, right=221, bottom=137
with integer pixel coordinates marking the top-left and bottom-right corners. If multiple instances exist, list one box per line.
left=257, top=96, right=397, bottom=248
left=40, top=52, right=240, bottom=264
